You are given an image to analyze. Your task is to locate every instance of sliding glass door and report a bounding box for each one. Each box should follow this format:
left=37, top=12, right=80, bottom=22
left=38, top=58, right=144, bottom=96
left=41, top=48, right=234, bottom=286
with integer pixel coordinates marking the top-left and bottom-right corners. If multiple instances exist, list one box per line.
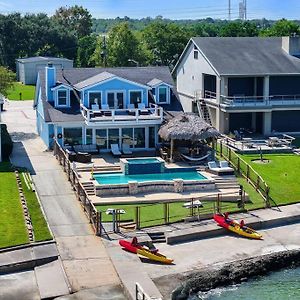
left=107, top=91, right=125, bottom=109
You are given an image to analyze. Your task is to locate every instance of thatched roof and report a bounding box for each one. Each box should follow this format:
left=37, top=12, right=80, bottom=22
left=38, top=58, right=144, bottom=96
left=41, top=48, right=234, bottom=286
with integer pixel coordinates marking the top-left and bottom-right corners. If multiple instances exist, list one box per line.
left=158, top=112, right=220, bottom=141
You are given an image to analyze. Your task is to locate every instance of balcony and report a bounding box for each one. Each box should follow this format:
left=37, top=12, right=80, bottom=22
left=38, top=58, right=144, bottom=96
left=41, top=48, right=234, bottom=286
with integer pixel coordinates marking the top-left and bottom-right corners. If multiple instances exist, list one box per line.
left=80, top=104, right=164, bottom=125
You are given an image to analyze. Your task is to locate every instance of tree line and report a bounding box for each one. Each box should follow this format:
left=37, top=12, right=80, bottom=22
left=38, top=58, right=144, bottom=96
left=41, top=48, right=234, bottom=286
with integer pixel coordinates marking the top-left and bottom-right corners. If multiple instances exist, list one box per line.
left=0, top=5, right=300, bottom=87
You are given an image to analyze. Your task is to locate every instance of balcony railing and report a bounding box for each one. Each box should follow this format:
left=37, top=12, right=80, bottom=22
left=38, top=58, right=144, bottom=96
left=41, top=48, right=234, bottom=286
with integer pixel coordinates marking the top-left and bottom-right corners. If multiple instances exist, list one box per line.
left=202, top=90, right=300, bottom=107
left=80, top=104, right=164, bottom=124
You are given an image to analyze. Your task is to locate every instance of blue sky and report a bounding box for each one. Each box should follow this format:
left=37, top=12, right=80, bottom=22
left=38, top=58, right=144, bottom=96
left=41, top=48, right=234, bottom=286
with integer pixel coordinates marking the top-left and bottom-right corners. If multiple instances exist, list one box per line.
left=0, top=0, right=299, bottom=20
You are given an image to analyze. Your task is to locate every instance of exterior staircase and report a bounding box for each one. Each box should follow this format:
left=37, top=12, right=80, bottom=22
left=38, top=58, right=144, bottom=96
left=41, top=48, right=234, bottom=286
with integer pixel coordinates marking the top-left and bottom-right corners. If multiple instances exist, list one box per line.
left=81, top=181, right=96, bottom=196
left=147, top=232, right=166, bottom=243
left=196, top=99, right=212, bottom=125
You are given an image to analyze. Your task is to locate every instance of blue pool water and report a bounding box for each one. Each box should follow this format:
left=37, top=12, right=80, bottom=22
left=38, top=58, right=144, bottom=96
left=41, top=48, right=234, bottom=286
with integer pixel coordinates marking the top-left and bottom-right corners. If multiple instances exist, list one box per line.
left=94, top=171, right=206, bottom=185
left=126, top=158, right=160, bottom=164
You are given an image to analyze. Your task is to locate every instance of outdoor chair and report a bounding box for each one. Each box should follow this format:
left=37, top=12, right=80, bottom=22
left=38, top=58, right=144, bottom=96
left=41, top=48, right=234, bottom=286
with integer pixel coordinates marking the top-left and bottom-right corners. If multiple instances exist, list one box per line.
left=75, top=152, right=92, bottom=163
left=111, top=144, right=121, bottom=156
left=138, top=103, right=149, bottom=115
left=207, top=161, right=234, bottom=175
left=122, top=143, right=133, bottom=155
left=91, top=104, right=100, bottom=111
left=127, top=103, right=136, bottom=115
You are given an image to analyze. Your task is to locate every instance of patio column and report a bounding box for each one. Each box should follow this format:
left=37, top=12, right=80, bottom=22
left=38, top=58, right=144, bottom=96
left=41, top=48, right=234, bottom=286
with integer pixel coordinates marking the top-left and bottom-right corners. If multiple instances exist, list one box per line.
left=251, top=113, right=257, bottom=132
left=263, top=76, right=270, bottom=101
left=263, top=112, right=272, bottom=136
left=170, top=139, right=174, bottom=162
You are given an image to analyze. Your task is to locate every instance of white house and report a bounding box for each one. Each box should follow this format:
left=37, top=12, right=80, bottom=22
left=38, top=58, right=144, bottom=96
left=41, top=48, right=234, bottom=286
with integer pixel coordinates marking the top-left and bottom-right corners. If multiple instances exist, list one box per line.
left=173, top=36, right=300, bottom=135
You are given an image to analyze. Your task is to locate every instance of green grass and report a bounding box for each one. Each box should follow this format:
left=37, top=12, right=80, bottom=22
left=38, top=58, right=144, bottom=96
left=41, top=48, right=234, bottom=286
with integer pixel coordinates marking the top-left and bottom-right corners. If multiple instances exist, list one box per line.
left=0, top=162, right=29, bottom=248
left=7, top=82, right=35, bottom=100
left=20, top=175, right=52, bottom=242
left=241, top=154, right=300, bottom=205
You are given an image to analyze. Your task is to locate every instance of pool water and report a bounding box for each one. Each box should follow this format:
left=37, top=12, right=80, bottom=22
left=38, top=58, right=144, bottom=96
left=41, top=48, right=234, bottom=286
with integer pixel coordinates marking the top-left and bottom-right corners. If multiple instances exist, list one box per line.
left=126, top=158, right=160, bottom=164
left=94, top=171, right=206, bottom=185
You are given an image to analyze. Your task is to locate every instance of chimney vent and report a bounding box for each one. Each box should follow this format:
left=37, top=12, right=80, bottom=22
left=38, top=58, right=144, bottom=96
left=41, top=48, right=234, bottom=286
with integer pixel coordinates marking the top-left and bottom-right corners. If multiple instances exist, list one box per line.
left=282, top=36, right=300, bottom=56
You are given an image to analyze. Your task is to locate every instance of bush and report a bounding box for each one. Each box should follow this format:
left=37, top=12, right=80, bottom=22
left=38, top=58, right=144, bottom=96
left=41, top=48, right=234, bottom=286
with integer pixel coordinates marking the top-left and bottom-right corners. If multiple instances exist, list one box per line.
left=1, top=124, right=13, bottom=160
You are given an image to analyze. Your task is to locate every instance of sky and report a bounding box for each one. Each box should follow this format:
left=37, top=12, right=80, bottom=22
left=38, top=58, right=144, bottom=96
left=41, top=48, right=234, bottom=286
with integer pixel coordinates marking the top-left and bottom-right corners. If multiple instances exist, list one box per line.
left=0, top=0, right=299, bottom=20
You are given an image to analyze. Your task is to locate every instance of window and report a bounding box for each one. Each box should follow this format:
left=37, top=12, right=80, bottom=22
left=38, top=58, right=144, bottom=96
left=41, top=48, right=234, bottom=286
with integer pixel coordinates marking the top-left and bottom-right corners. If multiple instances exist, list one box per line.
left=129, top=91, right=142, bottom=107
left=108, top=128, right=120, bottom=148
left=194, top=50, right=199, bottom=59
left=58, top=90, right=67, bottom=106
left=122, top=128, right=134, bottom=147
left=149, top=127, right=155, bottom=148
left=134, top=128, right=145, bottom=148
left=96, top=129, right=107, bottom=149
left=158, top=87, right=168, bottom=103
left=64, top=128, right=82, bottom=145
left=86, top=128, right=93, bottom=145
left=89, top=92, right=101, bottom=108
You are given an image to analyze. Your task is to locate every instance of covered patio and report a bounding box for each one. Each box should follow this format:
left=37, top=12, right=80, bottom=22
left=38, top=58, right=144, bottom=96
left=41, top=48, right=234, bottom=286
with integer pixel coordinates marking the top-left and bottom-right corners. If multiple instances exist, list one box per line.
left=158, top=113, right=220, bottom=162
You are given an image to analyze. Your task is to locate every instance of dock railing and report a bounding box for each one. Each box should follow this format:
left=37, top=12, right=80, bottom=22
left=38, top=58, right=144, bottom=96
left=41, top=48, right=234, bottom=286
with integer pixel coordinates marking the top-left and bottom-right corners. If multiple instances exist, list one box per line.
left=215, top=139, right=272, bottom=208
left=53, top=140, right=103, bottom=236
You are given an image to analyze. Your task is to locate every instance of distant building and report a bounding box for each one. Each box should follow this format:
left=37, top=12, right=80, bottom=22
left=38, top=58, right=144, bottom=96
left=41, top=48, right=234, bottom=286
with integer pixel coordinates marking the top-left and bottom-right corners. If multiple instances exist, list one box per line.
left=16, top=57, right=73, bottom=85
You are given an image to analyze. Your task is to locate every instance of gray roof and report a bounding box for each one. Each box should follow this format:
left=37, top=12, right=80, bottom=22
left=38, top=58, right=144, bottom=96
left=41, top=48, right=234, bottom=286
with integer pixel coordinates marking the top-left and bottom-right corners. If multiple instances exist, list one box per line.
left=191, top=37, right=300, bottom=76
left=74, top=71, right=115, bottom=89
left=17, top=56, right=73, bottom=63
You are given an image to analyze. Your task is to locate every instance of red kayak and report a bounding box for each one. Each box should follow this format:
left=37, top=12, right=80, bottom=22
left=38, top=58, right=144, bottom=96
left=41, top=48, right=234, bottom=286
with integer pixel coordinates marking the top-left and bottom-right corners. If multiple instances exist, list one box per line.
left=119, top=239, right=141, bottom=254
left=214, top=213, right=263, bottom=240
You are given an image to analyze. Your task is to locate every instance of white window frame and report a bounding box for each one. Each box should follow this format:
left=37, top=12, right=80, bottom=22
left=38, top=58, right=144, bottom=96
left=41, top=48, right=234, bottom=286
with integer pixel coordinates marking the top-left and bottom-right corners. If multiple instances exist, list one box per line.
left=129, top=89, right=143, bottom=106
left=88, top=91, right=102, bottom=108
left=157, top=86, right=170, bottom=104
left=56, top=89, right=70, bottom=107
left=106, top=90, right=126, bottom=109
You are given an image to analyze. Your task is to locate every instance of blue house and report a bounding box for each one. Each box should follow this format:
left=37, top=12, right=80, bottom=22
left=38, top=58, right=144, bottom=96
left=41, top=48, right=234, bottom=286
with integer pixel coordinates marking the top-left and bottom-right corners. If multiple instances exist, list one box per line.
left=34, top=65, right=181, bottom=150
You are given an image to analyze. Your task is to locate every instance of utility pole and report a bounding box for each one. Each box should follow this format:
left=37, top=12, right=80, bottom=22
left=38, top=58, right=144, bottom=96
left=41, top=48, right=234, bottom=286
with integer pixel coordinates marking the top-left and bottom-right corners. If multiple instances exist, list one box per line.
left=228, top=0, right=231, bottom=21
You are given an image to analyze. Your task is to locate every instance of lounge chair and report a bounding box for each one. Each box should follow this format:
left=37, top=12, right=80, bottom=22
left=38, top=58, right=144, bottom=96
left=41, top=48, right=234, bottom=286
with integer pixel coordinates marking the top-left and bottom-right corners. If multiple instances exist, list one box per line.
left=207, top=161, right=234, bottom=175
left=91, top=104, right=100, bottom=111
left=127, top=103, right=136, bottom=115
left=138, top=103, right=149, bottom=115
left=122, top=143, right=133, bottom=155
left=111, top=144, right=121, bottom=156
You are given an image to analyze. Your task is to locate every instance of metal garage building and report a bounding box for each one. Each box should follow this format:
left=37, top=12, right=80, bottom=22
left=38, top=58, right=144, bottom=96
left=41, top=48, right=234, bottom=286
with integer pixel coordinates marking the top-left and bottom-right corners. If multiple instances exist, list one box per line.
left=16, top=56, right=73, bottom=85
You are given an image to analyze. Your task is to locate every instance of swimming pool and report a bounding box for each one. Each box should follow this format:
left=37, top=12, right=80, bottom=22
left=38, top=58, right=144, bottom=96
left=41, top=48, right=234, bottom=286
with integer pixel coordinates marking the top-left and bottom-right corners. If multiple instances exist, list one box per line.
left=126, top=158, right=160, bottom=164
left=94, top=171, right=206, bottom=185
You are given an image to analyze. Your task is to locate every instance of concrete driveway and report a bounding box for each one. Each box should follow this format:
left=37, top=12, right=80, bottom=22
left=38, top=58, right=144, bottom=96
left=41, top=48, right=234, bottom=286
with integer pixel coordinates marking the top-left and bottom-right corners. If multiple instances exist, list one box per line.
left=1, top=101, right=121, bottom=297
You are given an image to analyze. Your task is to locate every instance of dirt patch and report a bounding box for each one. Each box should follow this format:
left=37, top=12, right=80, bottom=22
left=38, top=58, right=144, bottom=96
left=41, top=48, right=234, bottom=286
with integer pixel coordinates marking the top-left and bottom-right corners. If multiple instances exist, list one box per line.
left=251, top=159, right=271, bottom=164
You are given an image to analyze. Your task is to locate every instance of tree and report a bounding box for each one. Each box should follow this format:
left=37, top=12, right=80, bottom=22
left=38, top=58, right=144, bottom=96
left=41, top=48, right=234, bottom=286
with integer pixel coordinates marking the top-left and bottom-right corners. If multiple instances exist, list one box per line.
left=0, top=67, right=15, bottom=97
left=142, top=21, right=189, bottom=67
left=93, top=22, right=141, bottom=67
left=53, top=5, right=92, bottom=38
left=76, top=35, right=97, bottom=67
left=260, top=19, right=300, bottom=37
left=219, top=21, right=258, bottom=37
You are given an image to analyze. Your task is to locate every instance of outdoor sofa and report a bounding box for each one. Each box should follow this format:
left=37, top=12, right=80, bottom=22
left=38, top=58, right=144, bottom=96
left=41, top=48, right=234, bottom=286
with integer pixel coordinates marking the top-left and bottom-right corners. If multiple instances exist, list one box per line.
left=207, top=160, right=234, bottom=175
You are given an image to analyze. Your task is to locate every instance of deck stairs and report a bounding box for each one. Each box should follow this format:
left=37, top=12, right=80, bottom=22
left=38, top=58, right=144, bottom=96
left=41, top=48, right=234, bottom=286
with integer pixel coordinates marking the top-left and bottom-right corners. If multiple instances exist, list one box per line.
left=196, top=100, right=212, bottom=125
left=81, top=181, right=96, bottom=196
left=147, top=231, right=167, bottom=243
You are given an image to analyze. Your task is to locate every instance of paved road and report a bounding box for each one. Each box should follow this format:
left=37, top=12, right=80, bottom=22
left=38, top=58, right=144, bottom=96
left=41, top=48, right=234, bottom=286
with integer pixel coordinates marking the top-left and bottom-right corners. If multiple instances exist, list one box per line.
left=1, top=101, right=121, bottom=298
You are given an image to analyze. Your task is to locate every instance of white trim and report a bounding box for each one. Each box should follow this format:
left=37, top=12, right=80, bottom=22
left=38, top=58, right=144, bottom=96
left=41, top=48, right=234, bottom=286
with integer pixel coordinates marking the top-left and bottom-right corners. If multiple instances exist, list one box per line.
left=157, top=86, right=170, bottom=104
left=81, top=76, right=151, bottom=92
left=55, top=89, right=70, bottom=108
left=51, top=84, right=72, bottom=91
left=149, top=81, right=173, bottom=88
left=87, top=90, right=102, bottom=108
left=128, top=89, right=144, bottom=106
left=106, top=90, right=126, bottom=109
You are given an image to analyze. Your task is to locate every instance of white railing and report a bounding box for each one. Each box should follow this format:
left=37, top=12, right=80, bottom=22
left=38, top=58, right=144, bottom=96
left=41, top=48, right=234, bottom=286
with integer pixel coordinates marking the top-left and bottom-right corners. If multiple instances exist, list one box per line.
left=80, top=104, right=164, bottom=124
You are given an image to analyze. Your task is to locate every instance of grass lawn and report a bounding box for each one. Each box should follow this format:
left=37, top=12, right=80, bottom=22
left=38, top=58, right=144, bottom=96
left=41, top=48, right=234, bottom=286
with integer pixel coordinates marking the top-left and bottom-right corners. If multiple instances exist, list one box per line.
left=7, top=82, right=35, bottom=100
left=0, top=162, right=29, bottom=248
left=241, top=154, right=300, bottom=205
left=20, top=175, right=52, bottom=242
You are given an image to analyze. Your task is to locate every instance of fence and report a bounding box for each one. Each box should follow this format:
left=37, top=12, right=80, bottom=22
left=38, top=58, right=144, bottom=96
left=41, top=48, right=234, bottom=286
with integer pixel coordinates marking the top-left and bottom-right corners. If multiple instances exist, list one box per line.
left=53, top=140, right=102, bottom=236
left=215, top=139, right=272, bottom=208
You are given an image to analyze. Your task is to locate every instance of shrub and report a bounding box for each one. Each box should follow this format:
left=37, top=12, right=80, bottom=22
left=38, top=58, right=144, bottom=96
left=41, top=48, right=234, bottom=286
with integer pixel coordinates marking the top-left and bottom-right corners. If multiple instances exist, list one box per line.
left=1, top=124, right=13, bottom=160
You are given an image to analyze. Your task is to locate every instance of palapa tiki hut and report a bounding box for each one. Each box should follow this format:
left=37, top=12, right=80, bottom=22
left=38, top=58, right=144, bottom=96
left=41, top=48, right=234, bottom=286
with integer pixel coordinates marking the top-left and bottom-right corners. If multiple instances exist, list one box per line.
left=158, top=112, right=220, bottom=161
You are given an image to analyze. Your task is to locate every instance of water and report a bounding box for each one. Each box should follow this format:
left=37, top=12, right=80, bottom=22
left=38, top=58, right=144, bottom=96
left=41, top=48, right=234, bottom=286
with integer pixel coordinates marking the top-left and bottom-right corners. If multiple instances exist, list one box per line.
left=193, top=267, right=300, bottom=300
left=126, top=158, right=160, bottom=164
left=94, top=171, right=206, bottom=185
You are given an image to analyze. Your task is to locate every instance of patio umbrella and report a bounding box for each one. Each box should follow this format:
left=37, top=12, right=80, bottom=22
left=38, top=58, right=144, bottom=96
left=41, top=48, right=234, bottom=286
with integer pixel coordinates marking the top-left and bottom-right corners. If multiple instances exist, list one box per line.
left=158, top=112, right=220, bottom=161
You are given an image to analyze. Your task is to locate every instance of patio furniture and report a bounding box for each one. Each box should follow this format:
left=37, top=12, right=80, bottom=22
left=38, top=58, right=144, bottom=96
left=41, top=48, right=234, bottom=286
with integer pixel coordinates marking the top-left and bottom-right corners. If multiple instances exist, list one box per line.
left=102, top=104, right=112, bottom=116
left=138, top=103, right=149, bottom=115
left=65, top=148, right=77, bottom=162
left=207, top=161, right=234, bottom=175
left=73, top=144, right=99, bottom=154
left=242, top=138, right=254, bottom=149
left=267, top=137, right=281, bottom=147
left=127, top=103, right=136, bottom=115
left=76, top=152, right=92, bottom=163
left=181, top=152, right=211, bottom=163
left=183, top=200, right=203, bottom=208
left=111, top=144, right=121, bottom=156
left=91, top=104, right=100, bottom=111
left=122, top=143, right=133, bottom=155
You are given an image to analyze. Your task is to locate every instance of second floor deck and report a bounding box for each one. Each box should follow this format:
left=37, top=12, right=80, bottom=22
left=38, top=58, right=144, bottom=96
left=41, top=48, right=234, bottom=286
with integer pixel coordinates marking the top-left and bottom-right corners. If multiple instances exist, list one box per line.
left=80, top=104, right=164, bottom=125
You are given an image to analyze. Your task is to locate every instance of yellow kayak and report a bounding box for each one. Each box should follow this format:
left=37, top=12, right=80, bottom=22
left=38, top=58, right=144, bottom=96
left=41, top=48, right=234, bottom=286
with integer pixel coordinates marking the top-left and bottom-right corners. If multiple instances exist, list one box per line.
left=137, top=248, right=174, bottom=264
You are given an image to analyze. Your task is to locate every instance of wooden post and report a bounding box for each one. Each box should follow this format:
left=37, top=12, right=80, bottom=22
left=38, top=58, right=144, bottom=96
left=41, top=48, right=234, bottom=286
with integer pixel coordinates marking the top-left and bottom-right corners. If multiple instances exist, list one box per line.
left=265, top=186, right=271, bottom=208
left=170, top=139, right=174, bottom=162
left=229, top=147, right=231, bottom=161
left=256, top=176, right=260, bottom=191
left=164, top=203, right=168, bottom=224
left=220, top=141, right=223, bottom=157
left=246, top=164, right=250, bottom=180
left=237, top=157, right=240, bottom=174
left=217, top=194, right=221, bottom=213
left=135, top=206, right=140, bottom=229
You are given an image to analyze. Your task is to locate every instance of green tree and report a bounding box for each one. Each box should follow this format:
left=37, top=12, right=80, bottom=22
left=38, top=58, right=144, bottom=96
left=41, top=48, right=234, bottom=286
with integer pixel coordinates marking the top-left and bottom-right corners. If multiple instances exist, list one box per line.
left=53, top=5, right=92, bottom=38
left=93, top=22, right=141, bottom=67
left=220, top=21, right=258, bottom=37
left=142, top=21, right=189, bottom=67
left=76, top=35, right=97, bottom=67
left=260, top=19, right=300, bottom=36
left=0, top=67, right=15, bottom=96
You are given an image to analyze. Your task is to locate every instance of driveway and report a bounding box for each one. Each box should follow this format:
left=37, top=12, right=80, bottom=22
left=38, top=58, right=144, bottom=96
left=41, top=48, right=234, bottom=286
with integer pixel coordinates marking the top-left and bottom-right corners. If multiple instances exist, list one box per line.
left=1, top=101, right=121, bottom=297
